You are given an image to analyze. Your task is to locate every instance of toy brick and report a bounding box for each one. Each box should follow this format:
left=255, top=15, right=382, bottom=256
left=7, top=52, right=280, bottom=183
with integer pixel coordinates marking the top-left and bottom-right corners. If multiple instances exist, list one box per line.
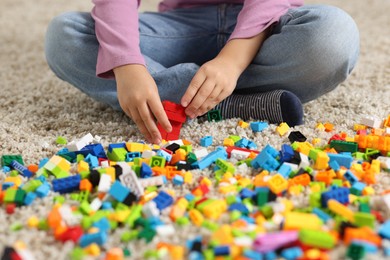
left=1, top=154, right=24, bottom=167
left=200, top=136, right=213, bottom=147
left=207, top=109, right=222, bottom=122
left=288, top=131, right=307, bottom=143
left=153, top=191, right=174, bottom=210
left=250, top=121, right=268, bottom=132
left=52, top=174, right=81, bottom=194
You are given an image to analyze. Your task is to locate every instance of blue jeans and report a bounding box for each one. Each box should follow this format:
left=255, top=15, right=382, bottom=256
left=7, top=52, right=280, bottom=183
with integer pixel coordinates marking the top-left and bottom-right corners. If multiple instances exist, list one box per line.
left=45, top=4, right=359, bottom=111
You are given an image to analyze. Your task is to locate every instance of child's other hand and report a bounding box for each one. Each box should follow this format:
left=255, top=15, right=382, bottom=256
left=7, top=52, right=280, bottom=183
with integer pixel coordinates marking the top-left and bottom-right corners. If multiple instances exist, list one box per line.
left=114, top=64, right=172, bottom=144
left=180, top=57, right=241, bottom=119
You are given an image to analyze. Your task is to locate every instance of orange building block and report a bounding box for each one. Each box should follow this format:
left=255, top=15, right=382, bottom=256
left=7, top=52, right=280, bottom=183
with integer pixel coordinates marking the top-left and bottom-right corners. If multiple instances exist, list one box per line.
left=344, top=227, right=381, bottom=246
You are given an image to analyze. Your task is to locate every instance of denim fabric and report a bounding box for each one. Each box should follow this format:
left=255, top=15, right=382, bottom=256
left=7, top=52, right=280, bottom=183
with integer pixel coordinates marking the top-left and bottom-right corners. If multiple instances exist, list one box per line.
left=45, top=4, right=359, bottom=110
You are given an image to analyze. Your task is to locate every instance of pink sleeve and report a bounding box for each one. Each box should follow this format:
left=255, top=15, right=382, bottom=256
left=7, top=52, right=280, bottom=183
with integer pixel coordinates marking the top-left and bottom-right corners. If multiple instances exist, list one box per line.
left=229, top=0, right=304, bottom=40
left=91, top=0, right=145, bottom=78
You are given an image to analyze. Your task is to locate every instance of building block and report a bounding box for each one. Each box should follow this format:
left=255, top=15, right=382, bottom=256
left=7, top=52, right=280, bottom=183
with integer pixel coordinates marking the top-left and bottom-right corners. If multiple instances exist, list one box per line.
left=250, top=121, right=268, bottom=132
left=321, top=187, right=349, bottom=207
left=276, top=122, right=290, bottom=136
left=207, top=109, right=222, bottom=122
left=1, top=155, right=24, bottom=167
left=200, top=136, right=213, bottom=147
left=52, top=174, right=81, bottom=194
left=153, top=191, right=174, bottom=211
left=288, top=131, right=307, bottom=143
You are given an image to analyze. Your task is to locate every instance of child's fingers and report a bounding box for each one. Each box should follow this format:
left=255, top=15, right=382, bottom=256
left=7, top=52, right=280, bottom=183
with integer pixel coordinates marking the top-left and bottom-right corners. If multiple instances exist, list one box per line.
left=130, top=109, right=153, bottom=144
left=195, top=86, right=223, bottom=116
left=148, top=99, right=172, bottom=133
left=185, top=79, right=215, bottom=119
left=137, top=104, right=162, bottom=144
left=181, top=71, right=206, bottom=107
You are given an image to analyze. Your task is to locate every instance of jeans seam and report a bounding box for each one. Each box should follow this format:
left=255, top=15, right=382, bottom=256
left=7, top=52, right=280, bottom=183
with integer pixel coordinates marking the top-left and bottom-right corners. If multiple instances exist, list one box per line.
left=140, top=32, right=216, bottom=39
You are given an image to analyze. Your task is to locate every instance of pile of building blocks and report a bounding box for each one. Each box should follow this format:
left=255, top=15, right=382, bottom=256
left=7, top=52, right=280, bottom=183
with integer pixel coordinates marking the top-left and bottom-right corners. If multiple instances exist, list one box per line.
left=1, top=114, right=390, bottom=259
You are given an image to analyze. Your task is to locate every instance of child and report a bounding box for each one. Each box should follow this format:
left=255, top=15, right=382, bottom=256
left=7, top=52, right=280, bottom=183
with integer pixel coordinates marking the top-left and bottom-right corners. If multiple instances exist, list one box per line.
left=45, top=0, right=359, bottom=144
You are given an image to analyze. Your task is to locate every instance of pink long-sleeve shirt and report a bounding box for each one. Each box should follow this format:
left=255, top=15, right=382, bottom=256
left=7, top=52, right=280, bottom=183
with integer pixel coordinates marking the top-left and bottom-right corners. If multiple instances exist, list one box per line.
left=92, top=0, right=304, bottom=78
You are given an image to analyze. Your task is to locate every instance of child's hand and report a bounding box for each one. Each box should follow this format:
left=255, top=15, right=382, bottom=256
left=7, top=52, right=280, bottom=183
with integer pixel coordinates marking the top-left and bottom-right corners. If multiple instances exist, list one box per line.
left=114, top=64, right=172, bottom=144
left=180, top=57, right=241, bottom=119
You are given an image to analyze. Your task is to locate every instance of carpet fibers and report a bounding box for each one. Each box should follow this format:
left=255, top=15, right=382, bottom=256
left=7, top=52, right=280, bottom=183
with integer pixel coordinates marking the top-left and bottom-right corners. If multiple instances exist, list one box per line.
left=0, top=0, right=389, bottom=259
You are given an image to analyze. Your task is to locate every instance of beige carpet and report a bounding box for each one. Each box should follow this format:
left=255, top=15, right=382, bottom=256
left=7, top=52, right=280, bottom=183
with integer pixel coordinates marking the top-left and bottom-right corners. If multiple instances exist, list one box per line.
left=0, top=0, right=389, bottom=259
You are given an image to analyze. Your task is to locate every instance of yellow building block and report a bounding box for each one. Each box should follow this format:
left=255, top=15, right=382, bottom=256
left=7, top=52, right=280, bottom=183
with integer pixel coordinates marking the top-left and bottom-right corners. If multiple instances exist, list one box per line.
left=212, top=225, right=234, bottom=245
left=27, top=216, right=39, bottom=228
left=296, top=142, right=314, bottom=155
left=354, top=124, right=367, bottom=131
left=200, top=177, right=212, bottom=187
left=238, top=120, right=249, bottom=128
left=183, top=171, right=193, bottom=184
left=370, top=159, right=381, bottom=174
left=283, top=212, right=322, bottom=230
left=314, top=151, right=329, bottom=170
left=126, top=142, right=144, bottom=152
left=328, top=199, right=354, bottom=222
left=267, top=174, right=288, bottom=194
left=316, top=123, right=325, bottom=131
left=4, top=176, right=22, bottom=187
left=189, top=209, right=204, bottom=226
left=169, top=245, right=184, bottom=260
left=77, top=160, right=89, bottom=173
left=218, top=184, right=237, bottom=194
left=223, top=138, right=235, bottom=147
left=276, top=122, right=290, bottom=136
left=362, top=186, right=375, bottom=196
left=203, top=200, right=227, bottom=220
left=311, top=138, right=322, bottom=146
left=84, top=243, right=100, bottom=256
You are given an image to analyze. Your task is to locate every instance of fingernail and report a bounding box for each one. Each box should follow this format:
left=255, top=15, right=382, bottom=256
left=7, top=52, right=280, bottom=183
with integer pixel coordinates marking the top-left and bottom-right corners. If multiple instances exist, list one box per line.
left=182, top=101, right=188, bottom=107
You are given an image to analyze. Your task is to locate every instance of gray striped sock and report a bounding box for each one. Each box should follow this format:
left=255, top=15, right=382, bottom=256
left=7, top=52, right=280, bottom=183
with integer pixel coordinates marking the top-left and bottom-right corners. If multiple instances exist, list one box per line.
left=214, top=90, right=303, bottom=125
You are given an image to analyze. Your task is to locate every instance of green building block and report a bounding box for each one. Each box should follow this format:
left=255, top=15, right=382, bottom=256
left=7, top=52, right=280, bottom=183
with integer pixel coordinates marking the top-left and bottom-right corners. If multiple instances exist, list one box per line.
left=56, top=136, right=68, bottom=145
left=255, top=189, right=269, bottom=207
left=138, top=228, right=156, bottom=243
left=230, top=210, right=242, bottom=222
left=38, top=219, right=50, bottom=230
left=259, top=205, right=273, bottom=219
left=14, top=189, right=26, bottom=206
left=353, top=212, right=375, bottom=228
left=125, top=205, right=142, bottom=227
left=107, top=147, right=128, bottom=162
left=216, top=158, right=235, bottom=173
left=309, top=192, right=321, bottom=208
left=149, top=156, right=166, bottom=168
left=187, top=152, right=197, bottom=164
left=228, top=135, right=241, bottom=143
left=299, top=229, right=335, bottom=249
left=10, top=222, right=23, bottom=231
left=359, top=203, right=370, bottom=213
left=1, top=155, right=24, bottom=167
left=121, top=230, right=139, bottom=242
left=79, top=200, right=92, bottom=215
left=76, top=154, right=85, bottom=163
left=180, top=145, right=192, bottom=153
left=331, top=179, right=343, bottom=187
left=81, top=216, right=93, bottom=229
left=330, top=140, right=358, bottom=153
left=202, top=220, right=219, bottom=231
left=22, top=179, right=42, bottom=192
left=346, top=243, right=365, bottom=260
left=69, top=247, right=85, bottom=260
left=203, top=249, right=214, bottom=260
left=10, top=170, right=19, bottom=177
left=176, top=216, right=190, bottom=226
left=123, top=248, right=131, bottom=257
left=207, top=109, right=222, bottom=122
left=4, top=188, right=17, bottom=203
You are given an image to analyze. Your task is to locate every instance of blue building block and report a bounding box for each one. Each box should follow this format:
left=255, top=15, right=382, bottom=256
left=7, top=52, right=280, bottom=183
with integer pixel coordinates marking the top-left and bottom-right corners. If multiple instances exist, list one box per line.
left=35, top=183, right=50, bottom=197
left=240, top=188, right=256, bottom=199
left=200, top=136, right=213, bottom=147
left=156, top=150, right=172, bottom=163
left=101, top=201, right=113, bottom=210
left=79, top=231, right=107, bottom=247
left=214, top=246, right=230, bottom=256
left=52, top=174, right=81, bottom=194
left=109, top=181, right=130, bottom=202
left=343, top=170, right=359, bottom=185
left=153, top=191, right=174, bottom=210
left=263, top=144, right=279, bottom=158
left=321, top=187, right=349, bottom=207
left=235, top=138, right=249, bottom=148
left=38, top=158, right=49, bottom=169
left=173, top=175, right=184, bottom=185
left=125, top=152, right=141, bottom=162
left=191, top=146, right=227, bottom=170
left=108, top=143, right=127, bottom=153
left=277, top=163, right=292, bottom=179
left=350, top=182, right=366, bottom=196
left=10, top=160, right=33, bottom=178
left=250, top=122, right=268, bottom=133
left=184, top=193, right=195, bottom=202
left=24, top=192, right=37, bottom=206
left=78, top=143, right=107, bottom=158
left=188, top=252, right=203, bottom=260
left=247, top=141, right=258, bottom=150
left=312, top=207, right=331, bottom=222
left=92, top=217, right=111, bottom=233
left=2, top=166, right=11, bottom=172
left=384, top=247, right=390, bottom=257
left=264, top=251, right=277, bottom=260
left=140, top=163, right=153, bottom=178
left=84, top=154, right=99, bottom=169
left=328, top=160, right=340, bottom=171
left=379, top=220, right=390, bottom=239
left=328, top=153, right=353, bottom=169
left=228, top=203, right=249, bottom=214
left=244, top=249, right=263, bottom=260
left=251, top=148, right=280, bottom=171
left=280, top=247, right=303, bottom=260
